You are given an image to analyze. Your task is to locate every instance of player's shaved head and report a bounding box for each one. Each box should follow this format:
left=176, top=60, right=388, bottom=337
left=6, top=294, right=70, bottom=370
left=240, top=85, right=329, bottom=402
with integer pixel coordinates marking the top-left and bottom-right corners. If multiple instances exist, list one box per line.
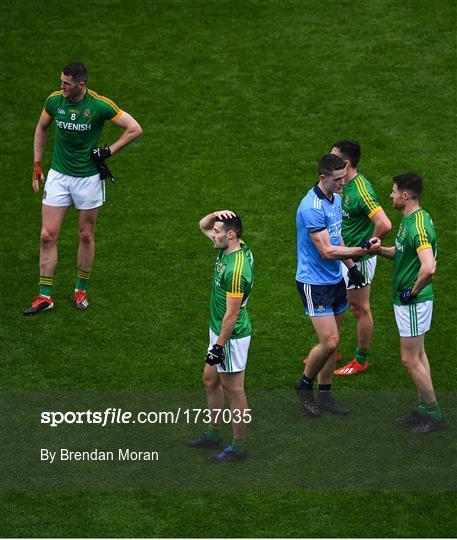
left=218, top=215, right=243, bottom=239
left=318, top=154, right=346, bottom=177
left=332, top=140, right=361, bottom=168
left=62, top=62, right=88, bottom=83
left=393, top=173, right=423, bottom=200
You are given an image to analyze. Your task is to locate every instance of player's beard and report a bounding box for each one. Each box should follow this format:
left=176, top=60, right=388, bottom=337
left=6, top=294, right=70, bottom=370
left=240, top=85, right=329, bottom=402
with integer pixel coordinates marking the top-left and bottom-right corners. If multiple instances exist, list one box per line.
left=213, top=237, right=229, bottom=250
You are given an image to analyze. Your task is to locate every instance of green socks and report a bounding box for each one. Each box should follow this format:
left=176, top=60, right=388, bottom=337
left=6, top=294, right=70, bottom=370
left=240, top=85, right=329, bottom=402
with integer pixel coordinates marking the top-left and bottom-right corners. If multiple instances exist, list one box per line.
left=75, top=269, right=91, bottom=292
left=206, top=425, right=221, bottom=441
left=418, top=399, right=428, bottom=417
left=232, top=439, right=247, bottom=455
left=355, top=347, right=368, bottom=365
left=39, top=270, right=91, bottom=297
left=39, top=276, right=53, bottom=297
left=426, top=401, right=443, bottom=422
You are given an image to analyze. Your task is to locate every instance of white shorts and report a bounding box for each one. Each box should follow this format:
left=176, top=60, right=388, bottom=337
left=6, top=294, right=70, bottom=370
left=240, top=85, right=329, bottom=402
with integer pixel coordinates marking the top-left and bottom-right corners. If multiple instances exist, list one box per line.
left=209, top=328, right=251, bottom=374
left=394, top=301, right=433, bottom=337
left=342, top=256, right=377, bottom=289
left=43, top=168, right=105, bottom=210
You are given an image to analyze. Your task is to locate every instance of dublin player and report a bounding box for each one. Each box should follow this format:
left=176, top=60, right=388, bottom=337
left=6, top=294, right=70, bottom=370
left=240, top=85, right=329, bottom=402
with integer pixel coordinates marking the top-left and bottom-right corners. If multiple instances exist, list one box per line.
left=295, top=154, right=381, bottom=418
left=25, top=62, right=142, bottom=315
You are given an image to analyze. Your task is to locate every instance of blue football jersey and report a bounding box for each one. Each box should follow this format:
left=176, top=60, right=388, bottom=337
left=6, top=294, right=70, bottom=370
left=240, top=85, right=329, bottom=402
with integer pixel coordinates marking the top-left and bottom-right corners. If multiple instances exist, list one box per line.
left=296, top=185, right=343, bottom=285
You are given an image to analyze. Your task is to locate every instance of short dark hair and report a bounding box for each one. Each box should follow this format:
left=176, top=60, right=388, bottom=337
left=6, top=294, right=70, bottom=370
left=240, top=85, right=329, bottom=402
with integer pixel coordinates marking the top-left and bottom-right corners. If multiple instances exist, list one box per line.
left=318, top=154, right=346, bottom=177
left=218, top=214, right=243, bottom=238
left=62, top=62, right=88, bottom=83
left=332, top=140, right=361, bottom=167
left=393, top=173, right=423, bottom=199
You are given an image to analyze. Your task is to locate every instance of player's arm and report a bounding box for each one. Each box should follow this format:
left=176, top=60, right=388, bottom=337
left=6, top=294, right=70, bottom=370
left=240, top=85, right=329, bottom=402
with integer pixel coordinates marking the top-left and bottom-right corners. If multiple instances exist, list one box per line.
left=199, top=210, right=236, bottom=240
left=339, top=236, right=356, bottom=269
left=411, top=248, right=436, bottom=297
left=370, top=208, right=392, bottom=240
left=32, top=111, right=53, bottom=192
left=216, top=296, right=243, bottom=346
left=310, top=229, right=380, bottom=260
left=109, top=112, right=143, bottom=154
left=379, top=245, right=395, bottom=259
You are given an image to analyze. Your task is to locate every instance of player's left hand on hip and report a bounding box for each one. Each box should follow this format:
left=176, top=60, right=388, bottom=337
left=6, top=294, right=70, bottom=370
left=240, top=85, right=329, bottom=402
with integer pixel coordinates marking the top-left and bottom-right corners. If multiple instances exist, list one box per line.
left=91, top=145, right=112, bottom=164
left=348, top=265, right=366, bottom=288
left=205, top=344, right=226, bottom=370
left=400, top=289, right=415, bottom=304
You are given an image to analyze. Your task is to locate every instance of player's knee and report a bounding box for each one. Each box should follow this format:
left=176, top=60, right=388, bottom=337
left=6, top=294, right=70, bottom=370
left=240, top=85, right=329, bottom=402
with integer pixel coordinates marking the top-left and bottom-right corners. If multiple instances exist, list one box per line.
left=79, top=229, right=94, bottom=245
left=400, top=353, right=417, bottom=372
left=203, top=371, right=220, bottom=390
left=349, top=301, right=370, bottom=319
left=223, top=385, right=245, bottom=402
left=40, top=228, right=58, bottom=246
left=323, top=334, right=339, bottom=354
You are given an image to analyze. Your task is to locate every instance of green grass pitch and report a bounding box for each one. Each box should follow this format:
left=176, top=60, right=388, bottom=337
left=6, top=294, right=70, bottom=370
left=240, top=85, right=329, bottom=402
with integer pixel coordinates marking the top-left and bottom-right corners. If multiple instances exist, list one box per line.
left=0, top=0, right=456, bottom=537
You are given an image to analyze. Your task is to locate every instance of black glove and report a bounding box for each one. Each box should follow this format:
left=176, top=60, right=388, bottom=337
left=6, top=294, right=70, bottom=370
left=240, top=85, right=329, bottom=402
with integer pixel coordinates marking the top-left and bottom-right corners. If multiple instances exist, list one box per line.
left=91, top=145, right=112, bottom=164
left=348, top=265, right=366, bottom=288
left=91, top=145, right=115, bottom=183
left=400, top=289, right=415, bottom=304
left=360, top=239, right=373, bottom=250
left=205, top=344, right=226, bottom=370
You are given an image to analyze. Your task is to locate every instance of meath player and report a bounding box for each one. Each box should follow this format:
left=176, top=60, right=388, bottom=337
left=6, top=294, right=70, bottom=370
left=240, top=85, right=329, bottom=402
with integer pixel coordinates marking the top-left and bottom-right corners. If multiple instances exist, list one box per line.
left=331, top=140, right=391, bottom=376
left=24, top=62, right=142, bottom=315
left=379, top=173, right=445, bottom=434
left=296, top=154, right=380, bottom=417
left=186, top=211, right=254, bottom=462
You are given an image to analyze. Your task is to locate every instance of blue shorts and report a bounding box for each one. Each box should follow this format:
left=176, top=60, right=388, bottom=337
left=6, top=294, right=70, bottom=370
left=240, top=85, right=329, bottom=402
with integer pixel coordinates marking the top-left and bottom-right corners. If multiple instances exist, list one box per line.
left=296, top=279, right=348, bottom=317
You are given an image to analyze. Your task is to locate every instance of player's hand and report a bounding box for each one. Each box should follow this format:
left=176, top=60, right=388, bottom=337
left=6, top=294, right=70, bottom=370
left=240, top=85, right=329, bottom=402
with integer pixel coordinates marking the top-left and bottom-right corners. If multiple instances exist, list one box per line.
left=360, top=237, right=381, bottom=251
left=368, top=237, right=381, bottom=252
left=214, top=210, right=236, bottom=221
left=98, top=161, right=116, bottom=183
left=400, top=289, right=416, bottom=304
left=91, top=145, right=112, bottom=164
left=348, top=265, right=366, bottom=288
left=205, top=344, right=226, bottom=370
left=32, top=161, right=45, bottom=192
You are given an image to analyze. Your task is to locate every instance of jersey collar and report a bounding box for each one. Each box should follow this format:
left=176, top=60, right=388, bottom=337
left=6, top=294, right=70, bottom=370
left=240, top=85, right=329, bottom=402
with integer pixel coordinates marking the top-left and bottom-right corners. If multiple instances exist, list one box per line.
left=313, top=184, right=334, bottom=204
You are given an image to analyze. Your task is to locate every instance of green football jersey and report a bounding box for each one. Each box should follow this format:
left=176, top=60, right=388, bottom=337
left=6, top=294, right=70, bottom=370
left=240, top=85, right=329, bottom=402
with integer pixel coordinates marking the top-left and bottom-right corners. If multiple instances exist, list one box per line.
left=209, top=243, right=254, bottom=339
left=393, top=208, right=436, bottom=305
left=43, top=89, right=123, bottom=177
left=341, top=173, right=382, bottom=261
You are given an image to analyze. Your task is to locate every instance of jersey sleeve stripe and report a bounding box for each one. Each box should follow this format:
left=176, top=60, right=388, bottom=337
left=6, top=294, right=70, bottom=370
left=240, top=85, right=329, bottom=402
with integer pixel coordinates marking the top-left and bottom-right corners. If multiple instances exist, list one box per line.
left=111, top=110, right=123, bottom=122
left=417, top=244, right=432, bottom=253
left=415, top=211, right=429, bottom=248
left=227, top=292, right=244, bottom=298
left=88, top=89, right=121, bottom=112
left=231, top=254, right=239, bottom=294
left=44, top=90, right=63, bottom=106
left=355, top=177, right=377, bottom=212
left=367, top=206, right=382, bottom=218
left=45, top=90, right=63, bottom=100
left=235, top=253, right=244, bottom=294
left=231, top=253, right=244, bottom=294
left=355, top=177, right=376, bottom=211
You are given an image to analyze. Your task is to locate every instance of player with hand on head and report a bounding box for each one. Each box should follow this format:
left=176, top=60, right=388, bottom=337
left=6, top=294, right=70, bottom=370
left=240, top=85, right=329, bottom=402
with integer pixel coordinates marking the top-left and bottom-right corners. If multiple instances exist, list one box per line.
left=379, top=173, right=445, bottom=435
left=296, top=154, right=381, bottom=418
left=331, top=140, right=391, bottom=376
left=25, top=62, right=142, bottom=315
left=186, top=211, right=254, bottom=462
